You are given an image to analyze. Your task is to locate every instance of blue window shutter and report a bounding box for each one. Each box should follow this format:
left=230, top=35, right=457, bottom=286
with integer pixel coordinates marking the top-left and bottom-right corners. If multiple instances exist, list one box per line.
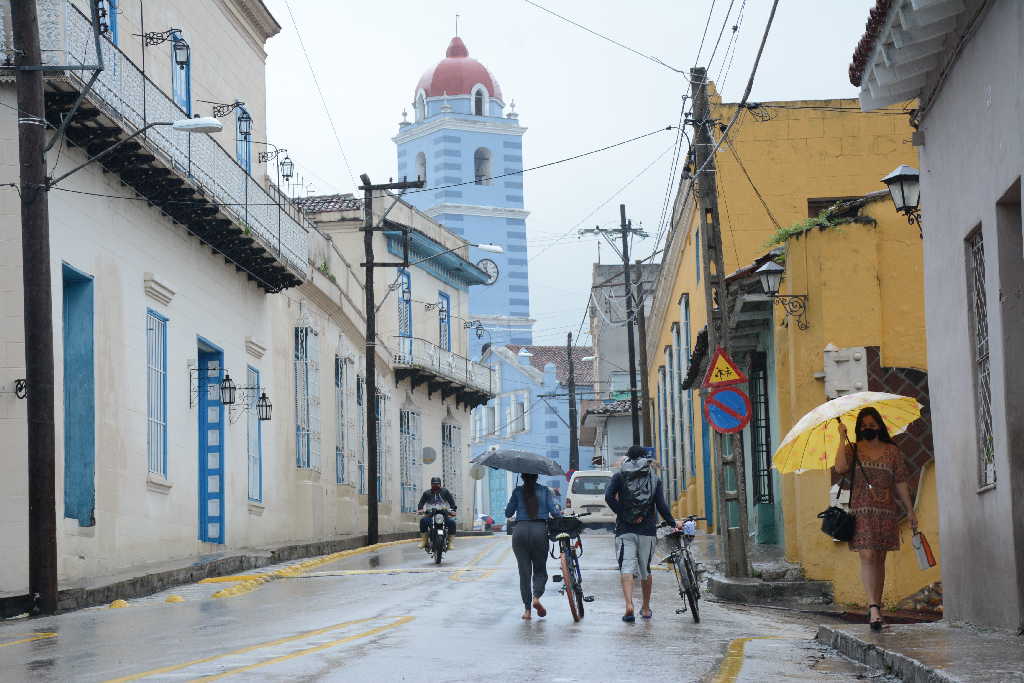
left=236, top=107, right=253, bottom=173
left=438, top=291, right=451, bottom=351
left=170, top=30, right=191, bottom=115
left=107, top=0, right=119, bottom=45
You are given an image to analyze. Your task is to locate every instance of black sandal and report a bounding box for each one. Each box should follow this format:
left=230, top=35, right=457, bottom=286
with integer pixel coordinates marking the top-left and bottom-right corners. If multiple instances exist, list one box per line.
left=869, top=604, right=883, bottom=631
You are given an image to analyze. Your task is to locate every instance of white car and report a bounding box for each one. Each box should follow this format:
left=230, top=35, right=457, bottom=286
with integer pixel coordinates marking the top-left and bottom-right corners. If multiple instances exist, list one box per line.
left=565, top=470, right=616, bottom=528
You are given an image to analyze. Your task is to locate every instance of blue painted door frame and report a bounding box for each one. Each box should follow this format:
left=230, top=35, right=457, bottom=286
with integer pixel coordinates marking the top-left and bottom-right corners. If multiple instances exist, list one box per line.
left=701, top=396, right=714, bottom=531
left=62, top=264, right=95, bottom=526
left=198, top=339, right=225, bottom=543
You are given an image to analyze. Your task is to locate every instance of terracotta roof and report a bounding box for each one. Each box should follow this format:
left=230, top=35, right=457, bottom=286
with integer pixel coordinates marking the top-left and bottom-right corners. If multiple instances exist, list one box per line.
left=293, top=194, right=362, bottom=214
left=416, top=37, right=503, bottom=100
left=849, top=0, right=894, bottom=86
left=583, top=399, right=632, bottom=417
left=505, top=344, right=595, bottom=385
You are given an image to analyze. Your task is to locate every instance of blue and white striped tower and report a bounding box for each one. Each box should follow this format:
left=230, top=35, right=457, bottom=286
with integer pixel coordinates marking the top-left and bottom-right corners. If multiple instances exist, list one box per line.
left=395, top=37, right=533, bottom=355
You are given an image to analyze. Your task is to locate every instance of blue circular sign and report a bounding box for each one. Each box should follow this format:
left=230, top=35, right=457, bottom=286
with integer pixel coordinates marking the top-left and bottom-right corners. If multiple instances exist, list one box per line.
left=704, top=387, right=752, bottom=434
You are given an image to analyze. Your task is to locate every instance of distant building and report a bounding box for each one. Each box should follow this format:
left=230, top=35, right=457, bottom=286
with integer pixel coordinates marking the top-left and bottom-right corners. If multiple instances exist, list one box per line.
left=471, top=345, right=595, bottom=522
left=852, top=0, right=1024, bottom=632
left=395, top=37, right=534, bottom=355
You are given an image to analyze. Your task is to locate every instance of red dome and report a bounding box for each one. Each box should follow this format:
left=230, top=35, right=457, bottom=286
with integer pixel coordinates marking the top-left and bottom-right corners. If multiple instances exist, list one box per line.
left=415, top=37, right=503, bottom=101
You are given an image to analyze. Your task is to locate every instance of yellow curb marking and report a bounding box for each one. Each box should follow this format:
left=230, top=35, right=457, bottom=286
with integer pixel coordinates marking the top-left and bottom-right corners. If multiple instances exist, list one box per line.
left=0, top=632, right=57, bottom=648
left=165, top=595, right=185, bottom=604
left=108, top=599, right=129, bottom=608
left=202, top=539, right=419, bottom=599
left=712, top=636, right=785, bottom=683
left=104, top=616, right=413, bottom=682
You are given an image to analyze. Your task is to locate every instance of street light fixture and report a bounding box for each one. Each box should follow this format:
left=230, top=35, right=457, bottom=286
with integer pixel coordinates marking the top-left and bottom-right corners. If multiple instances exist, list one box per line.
left=256, top=393, right=273, bottom=421
left=219, top=373, right=237, bottom=406
left=881, top=164, right=922, bottom=235
left=279, top=155, right=295, bottom=182
left=756, top=261, right=809, bottom=330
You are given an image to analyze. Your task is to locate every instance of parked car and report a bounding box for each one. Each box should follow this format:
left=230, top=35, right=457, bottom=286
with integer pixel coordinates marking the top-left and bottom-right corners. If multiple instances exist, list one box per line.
left=565, top=469, right=615, bottom=529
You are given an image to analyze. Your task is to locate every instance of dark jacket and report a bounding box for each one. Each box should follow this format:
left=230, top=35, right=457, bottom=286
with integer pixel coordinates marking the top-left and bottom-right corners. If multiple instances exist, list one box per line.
left=417, top=488, right=456, bottom=512
left=604, top=468, right=675, bottom=536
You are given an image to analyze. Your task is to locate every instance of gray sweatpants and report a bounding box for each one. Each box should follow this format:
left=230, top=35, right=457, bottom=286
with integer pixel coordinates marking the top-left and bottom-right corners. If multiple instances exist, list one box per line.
left=512, top=521, right=548, bottom=609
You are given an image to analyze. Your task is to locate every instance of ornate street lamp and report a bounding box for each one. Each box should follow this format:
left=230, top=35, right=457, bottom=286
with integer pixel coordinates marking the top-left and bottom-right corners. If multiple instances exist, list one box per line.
left=882, top=165, right=922, bottom=236
left=219, top=373, right=237, bottom=406
left=756, top=261, right=809, bottom=330
left=256, top=392, right=273, bottom=422
left=237, top=110, right=253, bottom=138
left=279, top=154, right=295, bottom=182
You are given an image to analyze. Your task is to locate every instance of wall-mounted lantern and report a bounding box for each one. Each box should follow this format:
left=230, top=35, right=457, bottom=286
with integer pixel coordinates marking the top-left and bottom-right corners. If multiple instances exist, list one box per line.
left=256, top=392, right=273, bottom=422
left=219, top=373, right=237, bottom=406
left=882, top=165, right=922, bottom=236
left=756, top=261, right=809, bottom=330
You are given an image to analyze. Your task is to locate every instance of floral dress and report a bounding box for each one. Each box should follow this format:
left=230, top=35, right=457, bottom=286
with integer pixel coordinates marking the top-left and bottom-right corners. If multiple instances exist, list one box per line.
left=849, top=444, right=910, bottom=551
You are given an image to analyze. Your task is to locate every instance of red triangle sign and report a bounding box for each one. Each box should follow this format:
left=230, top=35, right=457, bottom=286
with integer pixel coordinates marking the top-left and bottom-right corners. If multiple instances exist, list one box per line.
left=701, top=347, right=747, bottom=388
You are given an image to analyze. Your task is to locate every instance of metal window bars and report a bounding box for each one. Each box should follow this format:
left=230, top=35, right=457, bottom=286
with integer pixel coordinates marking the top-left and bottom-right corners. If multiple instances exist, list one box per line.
left=966, top=229, right=996, bottom=487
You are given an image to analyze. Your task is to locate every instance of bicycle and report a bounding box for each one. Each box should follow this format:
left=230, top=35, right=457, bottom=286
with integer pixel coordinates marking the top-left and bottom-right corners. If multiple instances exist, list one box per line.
left=658, top=515, right=706, bottom=623
left=548, top=513, right=593, bottom=622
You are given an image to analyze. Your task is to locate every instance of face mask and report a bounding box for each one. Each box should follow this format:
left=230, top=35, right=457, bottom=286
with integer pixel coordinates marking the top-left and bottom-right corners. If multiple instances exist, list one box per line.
left=431, top=484, right=440, bottom=492
left=859, top=428, right=879, bottom=441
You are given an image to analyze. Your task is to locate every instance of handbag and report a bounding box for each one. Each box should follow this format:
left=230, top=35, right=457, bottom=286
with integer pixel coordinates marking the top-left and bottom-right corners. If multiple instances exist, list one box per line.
left=817, top=452, right=870, bottom=542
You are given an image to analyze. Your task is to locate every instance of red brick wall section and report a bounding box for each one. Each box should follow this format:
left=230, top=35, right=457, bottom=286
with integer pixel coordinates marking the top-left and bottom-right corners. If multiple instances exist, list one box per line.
left=865, top=346, right=934, bottom=498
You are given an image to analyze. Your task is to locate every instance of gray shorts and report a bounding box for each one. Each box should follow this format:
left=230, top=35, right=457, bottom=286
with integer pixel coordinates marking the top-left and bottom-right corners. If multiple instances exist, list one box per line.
left=615, top=533, right=655, bottom=580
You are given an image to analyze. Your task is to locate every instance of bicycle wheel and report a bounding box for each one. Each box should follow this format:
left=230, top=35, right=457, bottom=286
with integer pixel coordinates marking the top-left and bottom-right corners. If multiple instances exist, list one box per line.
left=568, top=550, right=585, bottom=619
left=671, top=556, right=689, bottom=602
left=560, top=552, right=582, bottom=622
left=684, top=556, right=700, bottom=623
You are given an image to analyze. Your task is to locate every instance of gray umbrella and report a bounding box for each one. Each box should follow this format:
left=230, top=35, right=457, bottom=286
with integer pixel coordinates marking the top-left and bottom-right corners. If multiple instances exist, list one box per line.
left=471, top=448, right=566, bottom=476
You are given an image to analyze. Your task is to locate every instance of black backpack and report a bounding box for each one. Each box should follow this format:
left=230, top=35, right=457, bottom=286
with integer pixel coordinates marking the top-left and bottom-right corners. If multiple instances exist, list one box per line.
left=619, top=458, right=655, bottom=525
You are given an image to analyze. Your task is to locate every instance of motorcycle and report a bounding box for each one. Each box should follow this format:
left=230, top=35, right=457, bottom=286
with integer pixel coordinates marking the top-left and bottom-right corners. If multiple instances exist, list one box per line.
left=422, top=503, right=453, bottom=564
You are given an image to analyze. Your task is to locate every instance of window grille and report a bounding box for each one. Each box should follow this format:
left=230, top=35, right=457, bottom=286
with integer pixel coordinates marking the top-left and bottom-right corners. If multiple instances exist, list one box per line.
left=146, top=311, right=167, bottom=476
left=438, top=292, right=451, bottom=351
left=442, top=424, right=461, bottom=493
left=665, top=345, right=677, bottom=499
left=294, top=325, right=321, bottom=470
left=966, top=228, right=995, bottom=486
left=399, top=409, right=421, bottom=512
left=356, top=375, right=367, bottom=493
left=335, top=357, right=347, bottom=484
left=247, top=366, right=263, bottom=502
left=474, top=148, right=492, bottom=185
left=376, top=391, right=392, bottom=502
left=749, top=353, right=773, bottom=504
left=681, top=294, right=696, bottom=476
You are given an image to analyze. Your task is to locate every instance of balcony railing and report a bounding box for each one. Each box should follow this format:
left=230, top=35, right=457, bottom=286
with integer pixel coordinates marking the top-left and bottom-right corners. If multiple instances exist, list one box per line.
left=393, top=337, right=495, bottom=397
left=28, top=0, right=309, bottom=277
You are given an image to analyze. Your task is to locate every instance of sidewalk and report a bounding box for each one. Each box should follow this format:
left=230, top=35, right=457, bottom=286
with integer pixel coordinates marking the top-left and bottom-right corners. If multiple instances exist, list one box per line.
left=1, top=529, right=493, bottom=618
left=817, top=622, right=1024, bottom=682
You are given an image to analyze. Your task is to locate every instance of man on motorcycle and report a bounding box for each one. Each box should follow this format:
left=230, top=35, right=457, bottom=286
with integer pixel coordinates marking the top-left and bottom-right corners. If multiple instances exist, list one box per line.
left=417, top=476, right=457, bottom=549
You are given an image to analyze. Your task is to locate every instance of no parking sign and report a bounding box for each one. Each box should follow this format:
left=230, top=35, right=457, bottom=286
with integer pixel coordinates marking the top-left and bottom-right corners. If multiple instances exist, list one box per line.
left=704, top=386, right=752, bottom=434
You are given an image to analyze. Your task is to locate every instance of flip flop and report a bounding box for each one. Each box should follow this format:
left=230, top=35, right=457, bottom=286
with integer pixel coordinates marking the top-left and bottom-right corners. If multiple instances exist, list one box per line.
left=534, top=603, right=547, bottom=618
left=622, top=613, right=636, bottom=623
left=641, top=609, right=653, bottom=619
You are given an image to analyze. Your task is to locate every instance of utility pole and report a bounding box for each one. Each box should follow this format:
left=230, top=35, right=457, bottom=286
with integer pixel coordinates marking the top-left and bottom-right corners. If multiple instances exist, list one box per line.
left=12, top=0, right=58, bottom=615
left=579, top=205, right=647, bottom=446
left=566, top=332, right=579, bottom=473
left=360, top=174, right=423, bottom=546
left=619, top=205, right=641, bottom=445
left=634, top=261, right=653, bottom=448
left=690, top=67, right=751, bottom=577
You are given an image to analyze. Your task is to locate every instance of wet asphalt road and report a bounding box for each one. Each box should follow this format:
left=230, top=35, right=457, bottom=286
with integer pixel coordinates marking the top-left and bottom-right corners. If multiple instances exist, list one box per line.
left=0, top=531, right=884, bottom=682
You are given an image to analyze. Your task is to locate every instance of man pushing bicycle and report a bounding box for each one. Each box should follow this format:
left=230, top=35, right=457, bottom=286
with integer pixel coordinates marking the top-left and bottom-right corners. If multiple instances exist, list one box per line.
left=604, top=445, right=684, bottom=622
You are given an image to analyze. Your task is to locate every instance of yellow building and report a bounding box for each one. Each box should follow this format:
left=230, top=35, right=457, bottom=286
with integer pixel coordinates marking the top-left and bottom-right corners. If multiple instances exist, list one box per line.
left=645, top=88, right=939, bottom=608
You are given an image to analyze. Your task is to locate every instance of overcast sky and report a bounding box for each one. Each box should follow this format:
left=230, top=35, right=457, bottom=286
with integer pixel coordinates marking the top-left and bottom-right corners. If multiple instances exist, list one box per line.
left=262, top=0, right=874, bottom=348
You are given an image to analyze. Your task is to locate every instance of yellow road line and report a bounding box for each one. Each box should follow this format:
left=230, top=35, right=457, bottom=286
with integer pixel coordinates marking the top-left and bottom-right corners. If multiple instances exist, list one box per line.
left=449, top=539, right=500, bottom=583
left=0, top=632, right=57, bottom=648
left=711, top=636, right=784, bottom=683
left=104, top=616, right=413, bottom=682
left=198, top=575, right=269, bottom=584
left=191, top=616, right=414, bottom=681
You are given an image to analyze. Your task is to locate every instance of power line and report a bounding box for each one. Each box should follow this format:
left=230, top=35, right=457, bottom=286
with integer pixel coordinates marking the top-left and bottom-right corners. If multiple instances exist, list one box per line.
left=693, top=0, right=718, bottom=67
left=283, top=0, right=356, bottom=189
left=705, top=0, right=737, bottom=72
left=522, top=0, right=688, bottom=75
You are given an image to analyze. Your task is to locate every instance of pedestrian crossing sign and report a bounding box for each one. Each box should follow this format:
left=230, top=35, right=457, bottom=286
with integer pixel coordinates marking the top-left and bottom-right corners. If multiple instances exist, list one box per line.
left=701, top=347, right=747, bottom=388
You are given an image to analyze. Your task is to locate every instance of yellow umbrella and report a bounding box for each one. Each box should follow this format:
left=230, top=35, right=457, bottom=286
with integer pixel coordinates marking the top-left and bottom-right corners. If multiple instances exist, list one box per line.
left=773, top=392, right=922, bottom=473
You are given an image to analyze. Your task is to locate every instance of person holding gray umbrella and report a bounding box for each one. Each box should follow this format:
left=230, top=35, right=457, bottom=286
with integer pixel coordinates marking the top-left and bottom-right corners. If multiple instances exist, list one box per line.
left=505, top=472, right=560, bottom=620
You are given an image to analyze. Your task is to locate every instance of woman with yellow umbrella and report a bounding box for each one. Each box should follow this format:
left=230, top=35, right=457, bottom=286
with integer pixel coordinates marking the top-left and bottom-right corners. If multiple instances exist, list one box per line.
left=774, top=393, right=921, bottom=632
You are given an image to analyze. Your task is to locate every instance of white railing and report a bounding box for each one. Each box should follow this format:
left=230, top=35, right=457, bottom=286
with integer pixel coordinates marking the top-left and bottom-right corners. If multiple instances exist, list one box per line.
left=393, top=337, right=495, bottom=396
left=31, top=0, right=309, bottom=275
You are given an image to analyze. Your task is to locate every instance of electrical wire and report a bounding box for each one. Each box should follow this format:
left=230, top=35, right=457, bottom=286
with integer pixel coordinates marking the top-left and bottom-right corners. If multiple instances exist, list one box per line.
left=704, top=0, right=737, bottom=73
left=522, top=0, right=688, bottom=75
left=722, top=127, right=781, bottom=230
left=714, top=0, right=747, bottom=91
left=693, top=0, right=718, bottom=67
left=283, top=0, right=357, bottom=188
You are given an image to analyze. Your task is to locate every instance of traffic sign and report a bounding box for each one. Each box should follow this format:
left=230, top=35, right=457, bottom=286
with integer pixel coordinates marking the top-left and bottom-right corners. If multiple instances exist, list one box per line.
left=701, top=347, right=747, bottom=388
left=704, top=386, right=752, bottom=434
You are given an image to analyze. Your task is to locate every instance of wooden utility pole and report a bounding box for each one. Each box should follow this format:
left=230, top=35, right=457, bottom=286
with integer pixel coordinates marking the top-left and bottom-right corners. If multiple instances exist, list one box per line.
left=690, top=67, right=751, bottom=577
left=635, top=260, right=653, bottom=447
left=12, top=0, right=58, bottom=615
left=360, top=174, right=423, bottom=545
left=619, top=205, right=641, bottom=445
left=566, top=332, right=579, bottom=472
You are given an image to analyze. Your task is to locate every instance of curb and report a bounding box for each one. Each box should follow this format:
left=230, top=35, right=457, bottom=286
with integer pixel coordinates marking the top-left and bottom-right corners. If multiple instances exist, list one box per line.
left=2, top=531, right=422, bottom=618
left=815, top=625, right=958, bottom=683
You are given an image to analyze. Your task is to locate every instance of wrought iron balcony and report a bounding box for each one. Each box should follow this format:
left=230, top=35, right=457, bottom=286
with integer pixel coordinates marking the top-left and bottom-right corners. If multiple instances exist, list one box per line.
left=16, top=0, right=309, bottom=291
left=392, top=337, right=495, bottom=408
